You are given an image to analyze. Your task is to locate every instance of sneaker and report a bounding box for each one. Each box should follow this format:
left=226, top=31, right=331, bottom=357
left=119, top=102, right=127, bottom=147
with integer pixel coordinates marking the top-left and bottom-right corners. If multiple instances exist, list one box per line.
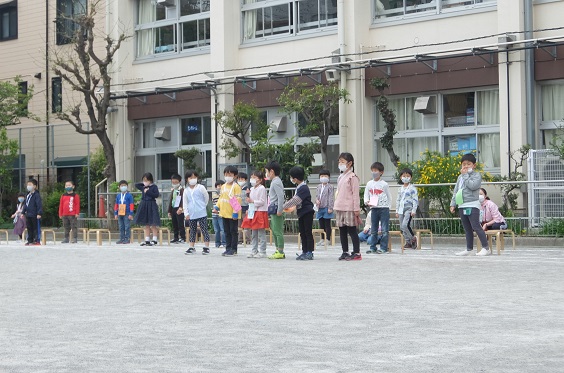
left=202, top=247, right=210, bottom=255
left=141, top=241, right=153, bottom=247
left=185, top=247, right=196, bottom=254
left=33, top=242, right=41, bottom=246
left=256, top=252, right=267, bottom=259
left=221, top=250, right=229, bottom=256
left=376, top=248, right=388, bottom=254
left=345, top=253, right=362, bottom=261
left=338, top=252, right=350, bottom=261
left=269, top=250, right=286, bottom=259
left=296, top=252, right=314, bottom=260
left=116, top=240, right=124, bottom=245
left=476, top=248, right=491, bottom=256
left=411, top=236, right=418, bottom=248
left=366, top=249, right=378, bottom=254
left=122, top=240, right=130, bottom=245
left=403, top=243, right=412, bottom=249
left=455, top=249, right=474, bottom=256
left=247, top=251, right=259, bottom=258
left=70, top=240, right=77, bottom=244
left=25, top=242, right=31, bottom=246
left=223, top=249, right=237, bottom=257
left=218, top=244, right=225, bottom=248
left=61, top=239, right=69, bottom=244
left=170, top=238, right=179, bottom=244
left=151, top=240, right=158, bottom=246
left=178, top=239, right=185, bottom=243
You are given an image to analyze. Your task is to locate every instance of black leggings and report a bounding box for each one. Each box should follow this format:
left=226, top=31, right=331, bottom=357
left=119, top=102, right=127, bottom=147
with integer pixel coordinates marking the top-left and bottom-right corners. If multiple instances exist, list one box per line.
left=318, top=218, right=332, bottom=241
left=339, top=225, right=360, bottom=253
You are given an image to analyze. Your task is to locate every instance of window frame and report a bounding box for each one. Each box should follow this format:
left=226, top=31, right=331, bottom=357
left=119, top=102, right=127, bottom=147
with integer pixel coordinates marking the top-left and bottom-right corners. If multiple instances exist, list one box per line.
left=0, top=0, right=17, bottom=41
left=52, top=77, right=63, bottom=114
left=56, top=0, right=87, bottom=45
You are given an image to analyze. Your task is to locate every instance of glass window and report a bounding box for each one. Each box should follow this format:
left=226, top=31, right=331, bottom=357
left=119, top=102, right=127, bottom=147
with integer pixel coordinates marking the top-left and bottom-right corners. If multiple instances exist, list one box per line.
left=17, top=81, right=28, bottom=116
left=181, top=116, right=211, bottom=145
left=444, top=135, right=476, bottom=157
left=158, top=153, right=178, bottom=180
left=135, top=155, right=156, bottom=181
left=56, top=0, right=87, bottom=45
left=374, top=0, right=495, bottom=21
left=142, top=122, right=156, bottom=148
left=0, top=1, right=17, bottom=41
left=541, top=84, right=564, bottom=122
left=478, top=133, right=500, bottom=168
left=444, top=92, right=475, bottom=128
left=407, top=136, right=438, bottom=161
left=242, top=0, right=337, bottom=42
left=180, top=0, right=210, bottom=16
left=477, top=90, right=499, bottom=125
left=376, top=97, right=429, bottom=132
left=181, top=18, right=210, bottom=50
left=52, top=77, right=63, bottom=113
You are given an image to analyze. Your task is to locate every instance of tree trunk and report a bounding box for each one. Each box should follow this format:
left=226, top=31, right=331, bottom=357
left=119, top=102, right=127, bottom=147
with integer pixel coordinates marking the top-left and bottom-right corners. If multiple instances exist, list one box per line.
left=320, top=136, right=329, bottom=169
left=386, top=147, right=400, bottom=168
left=97, top=129, right=116, bottom=183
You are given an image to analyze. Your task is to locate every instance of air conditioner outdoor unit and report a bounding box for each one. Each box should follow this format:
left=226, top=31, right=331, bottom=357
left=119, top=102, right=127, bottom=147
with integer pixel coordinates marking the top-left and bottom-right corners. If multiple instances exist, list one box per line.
left=270, top=116, right=287, bottom=132
left=527, top=149, right=564, bottom=226
left=154, top=126, right=171, bottom=141
left=157, top=0, right=175, bottom=7
left=325, top=69, right=340, bottom=82
left=414, top=96, right=436, bottom=114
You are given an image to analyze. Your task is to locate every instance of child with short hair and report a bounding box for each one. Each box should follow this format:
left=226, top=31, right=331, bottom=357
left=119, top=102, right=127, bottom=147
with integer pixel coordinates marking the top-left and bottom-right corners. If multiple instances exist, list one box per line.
left=333, top=153, right=362, bottom=261
left=237, top=172, right=250, bottom=244
left=364, top=161, right=392, bottom=254
left=59, top=180, right=80, bottom=244
left=134, top=172, right=161, bottom=246
left=212, top=180, right=226, bottom=248
left=114, top=180, right=134, bottom=244
left=21, top=179, right=43, bottom=246
left=11, top=193, right=26, bottom=242
left=265, top=161, right=286, bottom=259
left=218, top=165, right=242, bottom=256
left=479, top=188, right=507, bottom=231
left=242, top=171, right=269, bottom=258
left=283, top=166, right=315, bottom=260
left=396, top=168, right=418, bottom=249
left=168, top=174, right=186, bottom=244
left=359, top=210, right=383, bottom=249
left=450, top=153, right=490, bottom=256
left=315, top=169, right=334, bottom=247
left=183, top=170, right=211, bottom=255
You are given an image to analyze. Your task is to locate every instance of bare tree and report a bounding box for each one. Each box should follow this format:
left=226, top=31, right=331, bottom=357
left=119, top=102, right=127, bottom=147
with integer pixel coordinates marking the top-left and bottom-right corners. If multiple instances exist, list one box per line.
left=51, top=0, right=128, bottom=183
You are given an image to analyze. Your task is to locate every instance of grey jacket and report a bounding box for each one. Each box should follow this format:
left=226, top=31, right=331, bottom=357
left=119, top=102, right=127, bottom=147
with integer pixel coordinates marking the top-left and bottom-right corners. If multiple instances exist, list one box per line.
left=268, top=177, right=285, bottom=214
left=450, top=171, right=482, bottom=207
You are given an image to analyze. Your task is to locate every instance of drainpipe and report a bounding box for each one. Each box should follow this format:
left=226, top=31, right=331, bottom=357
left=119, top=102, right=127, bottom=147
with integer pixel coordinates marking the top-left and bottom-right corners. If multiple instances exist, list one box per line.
left=45, top=0, right=50, bottom=182
left=524, top=0, right=535, bottom=148
left=337, top=0, right=347, bottom=151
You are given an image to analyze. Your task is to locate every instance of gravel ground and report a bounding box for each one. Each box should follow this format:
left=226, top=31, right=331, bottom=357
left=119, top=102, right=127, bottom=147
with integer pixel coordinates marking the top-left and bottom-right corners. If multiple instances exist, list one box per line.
left=0, top=239, right=563, bottom=373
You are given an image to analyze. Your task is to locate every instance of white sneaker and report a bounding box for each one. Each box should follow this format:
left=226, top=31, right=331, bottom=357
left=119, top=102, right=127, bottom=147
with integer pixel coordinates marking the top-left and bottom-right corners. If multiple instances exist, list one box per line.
left=255, top=252, right=267, bottom=258
left=476, top=248, right=492, bottom=256
left=456, top=249, right=475, bottom=256
left=247, top=252, right=258, bottom=258
left=316, top=240, right=325, bottom=246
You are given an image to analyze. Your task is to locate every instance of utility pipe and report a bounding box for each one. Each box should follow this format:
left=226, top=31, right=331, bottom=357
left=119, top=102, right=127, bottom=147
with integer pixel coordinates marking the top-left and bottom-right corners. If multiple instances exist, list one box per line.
left=337, top=0, right=347, bottom=151
left=524, top=0, right=536, bottom=148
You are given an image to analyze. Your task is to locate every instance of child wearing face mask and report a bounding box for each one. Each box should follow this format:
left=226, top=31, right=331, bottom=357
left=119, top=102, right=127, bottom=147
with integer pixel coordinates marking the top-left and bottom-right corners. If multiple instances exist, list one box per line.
left=11, top=193, right=27, bottom=242
left=21, top=178, right=43, bottom=246
left=212, top=180, right=226, bottom=248
left=218, top=166, right=242, bottom=256
left=114, top=180, right=134, bottom=244
left=242, top=171, right=269, bottom=258
left=183, top=170, right=211, bottom=255
left=364, top=162, right=392, bottom=254
left=315, top=169, right=334, bottom=247
left=168, top=174, right=186, bottom=244
left=59, top=180, right=80, bottom=244
left=134, top=172, right=161, bottom=246
left=334, top=152, right=362, bottom=261
left=237, top=172, right=250, bottom=245
left=479, top=188, right=507, bottom=231
left=395, top=168, right=418, bottom=249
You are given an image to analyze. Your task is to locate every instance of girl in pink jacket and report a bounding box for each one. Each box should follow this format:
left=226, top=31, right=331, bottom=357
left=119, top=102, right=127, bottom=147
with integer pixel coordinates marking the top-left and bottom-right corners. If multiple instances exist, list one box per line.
left=479, top=188, right=507, bottom=231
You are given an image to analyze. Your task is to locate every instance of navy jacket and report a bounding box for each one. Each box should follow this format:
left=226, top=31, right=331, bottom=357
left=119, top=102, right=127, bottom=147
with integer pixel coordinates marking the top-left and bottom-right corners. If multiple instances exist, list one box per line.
left=22, top=191, right=43, bottom=217
left=135, top=183, right=160, bottom=201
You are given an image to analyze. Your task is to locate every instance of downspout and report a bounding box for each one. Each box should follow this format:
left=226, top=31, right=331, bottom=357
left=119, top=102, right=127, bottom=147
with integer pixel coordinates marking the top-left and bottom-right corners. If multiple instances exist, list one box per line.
left=45, top=0, right=50, bottom=183
left=506, top=48, right=512, bottom=171
left=337, top=0, right=347, bottom=151
left=524, top=0, right=535, bottom=148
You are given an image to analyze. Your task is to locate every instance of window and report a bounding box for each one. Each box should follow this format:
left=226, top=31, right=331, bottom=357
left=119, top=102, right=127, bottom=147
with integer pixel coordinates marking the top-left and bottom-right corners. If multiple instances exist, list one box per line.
left=52, top=77, right=62, bottom=113
left=242, top=0, right=337, bottom=42
left=181, top=116, right=211, bottom=145
left=17, top=81, right=28, bottom=116
left=374, top=0, right=496, bottom=22
left=56, top=0, right=87, bottom=45
left=136, top=0, right=210, bottom=58
left=0, top=1, right=17, bottom=41
left=539, top=84, right=564, bottom=150
left=158, top=153, right=179, bottom=180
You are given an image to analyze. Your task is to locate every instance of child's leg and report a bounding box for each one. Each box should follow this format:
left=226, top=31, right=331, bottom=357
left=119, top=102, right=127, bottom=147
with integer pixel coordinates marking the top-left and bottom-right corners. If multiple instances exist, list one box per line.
left=118, top=216, right=125, bottom=241
left=144, top=226, right=150, bottom=242
left=469, top=208, right=488, bottom=249
left=223, top=218, right=232, bottom=250
left=339, top=226, right=349, bottom=252
left=258, top=229, right=266, bottom=253
left=212, top=216, right=220, bottom=246
left=26, top=216, right=35, bottom=244
left=303, top=212, right=315, bottom=252
left=369, top=208, right=380, bottom=252
left=171, top=212, right=179, bottom=240
left=459, top=209, right=475, bottom=250
left=124, top=217, right=131, bottom=242
left=348, top=225, right=360, bottom=253
left=70, top=216, right=78, bottom=242
left=230, top=219, right=239, bottom=252
left=270, top=214, right=284, bottom=252
left=251, top=229, right=258, bottom=254
left=179, top=214, right=186, bottom=241
left=151, top=226, right=159, bottom=241
left=188, top=219, right=197, bottom=246
left=379, top=209, right=390, bottom=251
left=218, top=218, right=226, bottom=245
left=63, top=216, right=71, bottom=240
left=298, top=216, right=307, bottom=253
left=198, top=217, right=210, bottom=247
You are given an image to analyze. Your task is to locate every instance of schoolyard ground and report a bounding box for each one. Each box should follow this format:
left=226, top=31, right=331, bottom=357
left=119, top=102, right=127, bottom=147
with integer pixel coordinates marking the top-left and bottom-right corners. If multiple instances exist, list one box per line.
left=1, top=239, right=563, bottom=373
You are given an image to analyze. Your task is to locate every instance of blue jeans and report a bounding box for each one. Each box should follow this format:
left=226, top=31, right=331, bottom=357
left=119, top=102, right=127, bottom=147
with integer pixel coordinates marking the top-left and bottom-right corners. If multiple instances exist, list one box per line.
left=370, top=208, right=389, bottom=252
left=212, top=215, right=226, bottom=247
left=359, top=229, right=382, bottom=246
left=118, top=215, right=131, bottom=242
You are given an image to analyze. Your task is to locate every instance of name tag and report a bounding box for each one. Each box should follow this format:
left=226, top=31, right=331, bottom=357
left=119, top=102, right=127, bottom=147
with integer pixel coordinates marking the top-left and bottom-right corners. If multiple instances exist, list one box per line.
left=118, top=204, right=126, bottom=216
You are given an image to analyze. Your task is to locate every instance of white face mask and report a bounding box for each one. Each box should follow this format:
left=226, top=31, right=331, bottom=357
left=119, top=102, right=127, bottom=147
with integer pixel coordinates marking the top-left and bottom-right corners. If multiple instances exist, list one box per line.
left=172, top=183, right=180, bottom=189
left=224, top=176, right=234, bottom=184
left=401, top=177, right=411, bottom=184
left=479, top=195, right=485, bottom=203
left=120, top=186, right=128, bottom=192
left=27, top=185, right=34, bottom=192
left=143, top=181, right=150, bottom=187
left=290, top=177, right=296, bottom=185
left=250, top=179, right=257, bottom=187
left=372, top=171, right=381, bottom=179
left=238, top=181, right=246, bottom=187
left=467, top=168, right=473, bottom=173
left=188, top=179, right=198, bottom=186
left=319, top=177, right=329, bottom=184
left=338, top=164, right=347, bottom=172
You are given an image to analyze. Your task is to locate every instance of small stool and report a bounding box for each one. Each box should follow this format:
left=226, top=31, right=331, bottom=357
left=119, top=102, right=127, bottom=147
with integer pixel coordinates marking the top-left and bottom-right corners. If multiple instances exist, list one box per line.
left=0, top=229, right=9, bottom=244
left=41, top=229, right=57, bottom=245
left=131, top=228, right=145, bottom=243
left=79, top=228, right=89, bottom=243
left=185, top=227, right=205, bottom=243
left=477, top=229, right=515, bottom=255
left=158, top=227, right=171, bottom=246
left=388, top=231, right=404, bottom=253
left=413, top=229, right=434, bottom=251
left=87, top=229, right=112, bottom=246
left=265, top=228, right=273, bottom=245
left=238, top=228, right=247, bottom=248
left=331, top=226, right=340, bottom=246
left=298, top=229, right=327, bottom=250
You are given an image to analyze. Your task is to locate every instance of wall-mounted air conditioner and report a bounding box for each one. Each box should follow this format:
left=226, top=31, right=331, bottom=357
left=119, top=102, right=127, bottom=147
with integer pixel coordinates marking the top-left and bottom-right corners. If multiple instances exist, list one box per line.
left=157, top=0, right=175, bottom=7
left=414, top=96, right=436, bottom=114
left=154, top=126, right=171, bottom=141
left=270, top=116, right=287, bottom=132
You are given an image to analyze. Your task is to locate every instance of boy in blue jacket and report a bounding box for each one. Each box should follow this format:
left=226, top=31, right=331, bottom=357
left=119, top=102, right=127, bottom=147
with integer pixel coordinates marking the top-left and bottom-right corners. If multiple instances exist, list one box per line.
left=21, top=178, right=43, bottom=246
left=114, top=180, right=135, bottom=244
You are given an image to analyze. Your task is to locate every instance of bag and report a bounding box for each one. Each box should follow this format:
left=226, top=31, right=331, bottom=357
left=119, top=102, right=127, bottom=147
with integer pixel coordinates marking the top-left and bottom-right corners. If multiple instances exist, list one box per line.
left=268, top=203, right=278, bottom=216
left=229, top=196, right=241, bottom=213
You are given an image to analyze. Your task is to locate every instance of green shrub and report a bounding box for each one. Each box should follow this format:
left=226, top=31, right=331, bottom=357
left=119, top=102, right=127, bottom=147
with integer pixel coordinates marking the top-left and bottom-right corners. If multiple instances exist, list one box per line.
left=540, top=219, right=564, bottom=237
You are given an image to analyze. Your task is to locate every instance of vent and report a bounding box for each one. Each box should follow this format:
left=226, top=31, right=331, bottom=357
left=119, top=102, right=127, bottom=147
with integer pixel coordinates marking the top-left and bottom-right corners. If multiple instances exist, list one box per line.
left=414, top=96, right=436, bottom=114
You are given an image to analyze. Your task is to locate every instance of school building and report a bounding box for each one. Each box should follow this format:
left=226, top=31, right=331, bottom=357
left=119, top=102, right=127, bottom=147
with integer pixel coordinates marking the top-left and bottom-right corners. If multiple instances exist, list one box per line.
left=2, top=0, right=564, bottom=190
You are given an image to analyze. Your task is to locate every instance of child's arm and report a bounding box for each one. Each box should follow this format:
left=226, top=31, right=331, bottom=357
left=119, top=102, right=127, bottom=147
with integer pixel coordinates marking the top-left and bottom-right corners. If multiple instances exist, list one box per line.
left=465, top=171, right=482, bottom=191
left=75, top=194, right=80, bottom=216
left=395, top=186, right=401, bottom=211
left=411, top=186, right=419, bottom=214
left=146, top=185, right=160, bottom=198
left=450, top=176, right=460, bottom=207
left=283, top=194, right=303, bottom=210
left=363, top=180, right=370, bottom=204
left=384, top=183, right=392, bottom=208
left=127, top=194, right=135, bottom=216
left=202, top=185, right=210, bottom=205
left=58, top=195, right=64, bottom=217
left=134, top=182, right=145, bottom=191
left=272, top=180, right=285, bottom=213
left=351, top=176, right=360, bottom=212
left=36, top=194, right=43, bottom=217
left=327, top=184, right=335, bottom=211
left=114, top=195, right=119, bottom=216
left=182, top=189, right=189, bottom=218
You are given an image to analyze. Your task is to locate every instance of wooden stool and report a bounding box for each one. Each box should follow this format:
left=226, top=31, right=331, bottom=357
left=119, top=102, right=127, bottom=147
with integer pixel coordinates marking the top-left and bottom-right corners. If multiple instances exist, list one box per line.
left=131, top=227, right=145, bottom=243
left=185, top=227, right=204, bottom=243
left=87, top=229, right=112, bottom=246
left=265, top=228, right=273, bottom=245
left=158, top=227, right=171, bottom=246
left=414, top=229, right=434, bottom=250
left=388, top=230, right=404, bottom=253
left=0, top=229, right=9, bottom=244
left=79, top=228, right=89, bottom=243
left=238, top=228, right=247, bottom=248
left=477, top=229, right=515, bottom=255
left=41, top=229, right=57, bottom=245
left=331, top=226, right=340, bottom=246
left=298, top=229, right=327, bottom=250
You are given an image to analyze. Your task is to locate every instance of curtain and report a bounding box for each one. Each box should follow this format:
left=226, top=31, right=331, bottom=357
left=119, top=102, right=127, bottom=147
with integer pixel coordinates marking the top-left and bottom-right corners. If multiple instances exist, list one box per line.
left=477, top=90, right=499, bottom=125
left=478, top=133, right=500, bottom=168
left=387, top=98, right=406, bottom=131
left=243, top=0, right=257, bottom=40
left=541, top=84, right=564, bottom=121
left=137, top=0, right=156, bottom=57
left=406, top=97, right=423, bottom=130
left=408, top=137, right=437, bottom=162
